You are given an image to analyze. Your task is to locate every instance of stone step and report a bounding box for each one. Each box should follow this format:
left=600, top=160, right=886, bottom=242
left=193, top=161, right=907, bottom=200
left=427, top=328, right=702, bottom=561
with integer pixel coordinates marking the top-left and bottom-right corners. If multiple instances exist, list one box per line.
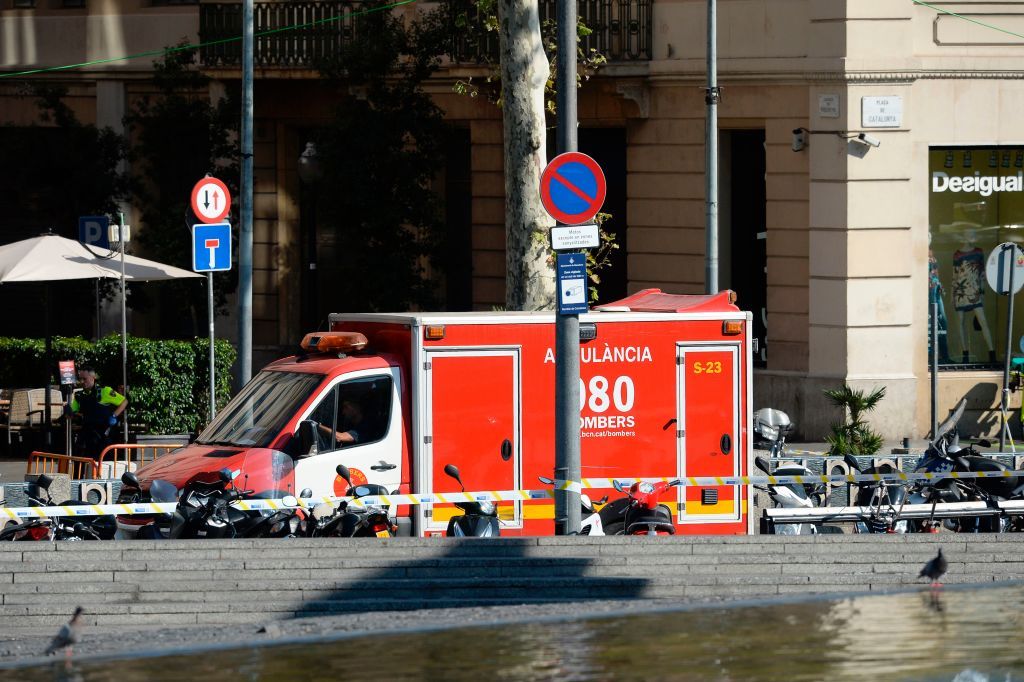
left=2, top=535, right=1021, bottom=634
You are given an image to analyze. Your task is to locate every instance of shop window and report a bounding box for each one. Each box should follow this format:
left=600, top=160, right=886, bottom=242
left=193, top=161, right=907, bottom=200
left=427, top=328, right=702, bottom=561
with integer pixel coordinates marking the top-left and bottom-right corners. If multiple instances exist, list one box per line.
left=929, top=146, right=1024, bottom=369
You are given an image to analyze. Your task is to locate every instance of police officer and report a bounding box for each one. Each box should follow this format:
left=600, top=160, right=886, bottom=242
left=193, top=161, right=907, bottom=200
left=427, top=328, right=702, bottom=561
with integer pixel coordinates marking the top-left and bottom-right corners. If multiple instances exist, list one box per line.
left=68, top=366, right=128, bottom=459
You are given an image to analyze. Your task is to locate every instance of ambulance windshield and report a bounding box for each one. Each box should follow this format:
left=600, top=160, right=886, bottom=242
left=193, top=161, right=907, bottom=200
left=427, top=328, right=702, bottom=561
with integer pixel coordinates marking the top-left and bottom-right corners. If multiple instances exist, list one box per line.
left=196, top=370, right=324, bottom=448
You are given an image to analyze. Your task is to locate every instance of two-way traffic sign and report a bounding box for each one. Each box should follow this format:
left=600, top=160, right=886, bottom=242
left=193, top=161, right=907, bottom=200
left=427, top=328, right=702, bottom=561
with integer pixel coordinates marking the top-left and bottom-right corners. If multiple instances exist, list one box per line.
left=191, top=177, right=232, bottom=224
left=191, top=223, right=232, bottom=272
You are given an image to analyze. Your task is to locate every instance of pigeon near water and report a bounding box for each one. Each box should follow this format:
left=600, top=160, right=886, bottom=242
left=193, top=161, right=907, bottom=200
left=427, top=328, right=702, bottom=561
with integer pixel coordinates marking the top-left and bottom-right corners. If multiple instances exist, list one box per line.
left=919, top=548, right=948, bottom=587
left=45, top=606, right=83, bottom=658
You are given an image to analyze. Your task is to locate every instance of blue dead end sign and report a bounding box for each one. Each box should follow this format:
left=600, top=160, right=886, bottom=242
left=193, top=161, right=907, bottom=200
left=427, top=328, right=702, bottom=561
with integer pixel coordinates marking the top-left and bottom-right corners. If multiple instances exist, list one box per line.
left=192, top=223, right=232, bottom=272
left=540, top=152, right=607, bottom=225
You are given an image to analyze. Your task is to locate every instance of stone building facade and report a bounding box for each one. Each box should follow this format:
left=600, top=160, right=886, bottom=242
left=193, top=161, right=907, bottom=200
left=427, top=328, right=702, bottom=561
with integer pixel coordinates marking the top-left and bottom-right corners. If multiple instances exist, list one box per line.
left=3, top=0, right=1024, bottom=439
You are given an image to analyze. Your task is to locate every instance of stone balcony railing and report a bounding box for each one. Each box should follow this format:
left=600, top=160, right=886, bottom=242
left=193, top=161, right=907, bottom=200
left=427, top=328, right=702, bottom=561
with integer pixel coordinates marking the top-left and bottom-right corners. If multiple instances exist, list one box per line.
left=198, top=0, right=652, bottom=68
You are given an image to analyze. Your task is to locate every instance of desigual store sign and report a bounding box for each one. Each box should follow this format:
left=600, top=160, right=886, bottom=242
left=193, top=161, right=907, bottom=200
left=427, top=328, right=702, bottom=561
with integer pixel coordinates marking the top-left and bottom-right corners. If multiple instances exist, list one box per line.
left=929, top=147, right=1024, bottom=369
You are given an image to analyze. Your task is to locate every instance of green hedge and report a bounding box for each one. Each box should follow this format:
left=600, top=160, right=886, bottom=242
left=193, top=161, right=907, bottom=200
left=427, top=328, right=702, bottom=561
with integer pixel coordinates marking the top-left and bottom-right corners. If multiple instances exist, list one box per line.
left=0, top=335, right=236, bottom=434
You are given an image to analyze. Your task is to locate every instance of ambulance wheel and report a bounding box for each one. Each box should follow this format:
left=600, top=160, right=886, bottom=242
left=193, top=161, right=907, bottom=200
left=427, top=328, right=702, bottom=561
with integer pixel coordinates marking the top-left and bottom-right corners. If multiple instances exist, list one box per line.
left=603, top=521, right=625, bottom=536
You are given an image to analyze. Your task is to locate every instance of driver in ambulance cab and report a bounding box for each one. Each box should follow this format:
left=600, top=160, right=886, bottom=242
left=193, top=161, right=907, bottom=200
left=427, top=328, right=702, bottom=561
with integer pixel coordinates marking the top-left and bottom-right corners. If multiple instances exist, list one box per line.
left=319, top=398, right=364, bottom=446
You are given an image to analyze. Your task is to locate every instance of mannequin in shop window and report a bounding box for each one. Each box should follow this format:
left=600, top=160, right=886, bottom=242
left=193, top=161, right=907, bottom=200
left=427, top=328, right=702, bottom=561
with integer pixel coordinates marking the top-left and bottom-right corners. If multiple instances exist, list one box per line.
left=952, top=228, right=995, bottom=363
left=928, top=236, right=951, bottom=364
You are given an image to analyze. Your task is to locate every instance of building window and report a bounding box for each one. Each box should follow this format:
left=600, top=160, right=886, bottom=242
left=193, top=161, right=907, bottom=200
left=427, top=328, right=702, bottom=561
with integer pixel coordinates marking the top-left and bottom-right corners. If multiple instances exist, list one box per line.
left=929, top=146, right=1024, bottom=369
left=13, top=0, right=35, bottom=8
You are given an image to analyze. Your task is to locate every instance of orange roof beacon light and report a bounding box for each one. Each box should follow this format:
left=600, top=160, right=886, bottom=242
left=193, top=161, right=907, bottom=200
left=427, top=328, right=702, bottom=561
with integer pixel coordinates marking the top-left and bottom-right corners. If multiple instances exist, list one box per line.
left=300, top=331, right=368, bottom=354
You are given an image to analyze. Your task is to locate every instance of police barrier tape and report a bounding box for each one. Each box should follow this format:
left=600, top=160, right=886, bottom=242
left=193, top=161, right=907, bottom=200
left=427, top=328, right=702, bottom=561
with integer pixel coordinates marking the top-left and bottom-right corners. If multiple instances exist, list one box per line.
left=3, top=469, right=1024, bottom=520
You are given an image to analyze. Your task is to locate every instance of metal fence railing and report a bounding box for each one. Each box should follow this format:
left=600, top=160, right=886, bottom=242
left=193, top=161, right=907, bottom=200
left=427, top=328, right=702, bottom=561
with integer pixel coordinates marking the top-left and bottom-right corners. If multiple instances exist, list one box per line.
left=199, top=0, right=652, bottom=68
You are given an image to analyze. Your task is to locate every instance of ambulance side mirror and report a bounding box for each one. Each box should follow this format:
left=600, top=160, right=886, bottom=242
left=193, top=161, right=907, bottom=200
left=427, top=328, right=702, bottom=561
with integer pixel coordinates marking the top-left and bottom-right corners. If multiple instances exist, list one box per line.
left=336, top=464, right=352, bottom=487
left=754, top=456, right=771, bottom=474
left=299, top=420, right=319, bottom=456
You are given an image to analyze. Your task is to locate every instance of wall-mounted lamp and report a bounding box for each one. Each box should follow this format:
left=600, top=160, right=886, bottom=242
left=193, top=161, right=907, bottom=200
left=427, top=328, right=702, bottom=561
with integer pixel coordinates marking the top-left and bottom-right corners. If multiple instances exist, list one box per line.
left=791, top=128, right=882, bottom=152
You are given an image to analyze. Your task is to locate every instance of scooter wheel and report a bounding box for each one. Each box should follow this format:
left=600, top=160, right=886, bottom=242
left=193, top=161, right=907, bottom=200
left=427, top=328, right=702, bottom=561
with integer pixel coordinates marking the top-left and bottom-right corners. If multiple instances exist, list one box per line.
left=603, top=521, right=625, bottom=536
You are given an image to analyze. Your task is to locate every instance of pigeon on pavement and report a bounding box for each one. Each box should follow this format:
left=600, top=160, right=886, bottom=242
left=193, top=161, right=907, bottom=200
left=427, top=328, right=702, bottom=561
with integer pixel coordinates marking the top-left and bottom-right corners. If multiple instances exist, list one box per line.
left=919, top=548, right=948, bottom=587
left=45, top=607, right=83, bottom=658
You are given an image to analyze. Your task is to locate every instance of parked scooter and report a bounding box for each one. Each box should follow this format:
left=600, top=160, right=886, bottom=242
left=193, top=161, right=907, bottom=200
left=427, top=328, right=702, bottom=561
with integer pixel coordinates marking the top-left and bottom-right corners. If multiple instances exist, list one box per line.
left=753, top=407, right=794, bottom=456
left=169, top=450, right=306, bottom=539
left=600, top=478, right=681, bottom=536
left=442, top=464, right=500, bottom=537
left=310, top=464, right=396, bottom=538
left=120, top=472, right=179, bottom=540
left=0, top=474, right=115, bottom=542
left=537, top=476, right=607, bottom=535
left=755, top=456, right=822, bottom=535
left=843, top=454, right=908, bottom=533
left=911, top=397, right=1016, bottom=533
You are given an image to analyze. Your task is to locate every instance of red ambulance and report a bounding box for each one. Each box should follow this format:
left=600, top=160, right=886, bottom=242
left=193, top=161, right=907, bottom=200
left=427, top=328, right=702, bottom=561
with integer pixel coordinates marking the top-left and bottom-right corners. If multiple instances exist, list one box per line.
left=125, top=289, right=753, bottom=536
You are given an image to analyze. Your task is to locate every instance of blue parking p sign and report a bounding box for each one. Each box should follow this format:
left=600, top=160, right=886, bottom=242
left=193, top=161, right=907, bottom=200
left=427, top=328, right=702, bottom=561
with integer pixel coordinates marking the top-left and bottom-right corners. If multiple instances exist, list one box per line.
left=78, top=216, right=110, bottom=250
left=191, top=223, right=232, bottom=272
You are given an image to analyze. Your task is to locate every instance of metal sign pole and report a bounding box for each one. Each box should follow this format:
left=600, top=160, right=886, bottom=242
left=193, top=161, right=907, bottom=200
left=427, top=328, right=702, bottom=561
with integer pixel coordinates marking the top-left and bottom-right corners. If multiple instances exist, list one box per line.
left=554, top=0, right=581, bottom=536
left=208, top=271, right=216, bottom=422
left=1001, top=244, right=1016, bottom=454
left=704, top=0, right=719, bottom=295
left=931, top=301, right=938, bottom=440
left=237, top=0, right=254, bottom=390
left=119, top=212, right=129, bottom=443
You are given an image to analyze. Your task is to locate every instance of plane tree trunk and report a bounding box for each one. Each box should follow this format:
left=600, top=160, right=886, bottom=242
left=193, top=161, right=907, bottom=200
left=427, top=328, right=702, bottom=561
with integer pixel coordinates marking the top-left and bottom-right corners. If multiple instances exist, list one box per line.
left=497, top=0, right=555, bottom=311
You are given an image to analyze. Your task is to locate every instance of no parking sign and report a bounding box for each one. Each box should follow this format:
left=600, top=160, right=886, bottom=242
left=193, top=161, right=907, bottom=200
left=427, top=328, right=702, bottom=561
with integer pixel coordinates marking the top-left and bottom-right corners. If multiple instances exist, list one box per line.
left=540, top=152, right=606, bottom=225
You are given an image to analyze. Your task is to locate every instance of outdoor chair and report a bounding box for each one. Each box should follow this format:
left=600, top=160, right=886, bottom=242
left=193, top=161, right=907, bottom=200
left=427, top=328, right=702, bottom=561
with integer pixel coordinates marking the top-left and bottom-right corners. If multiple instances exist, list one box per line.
left=6, top=388, right=63, bottom=447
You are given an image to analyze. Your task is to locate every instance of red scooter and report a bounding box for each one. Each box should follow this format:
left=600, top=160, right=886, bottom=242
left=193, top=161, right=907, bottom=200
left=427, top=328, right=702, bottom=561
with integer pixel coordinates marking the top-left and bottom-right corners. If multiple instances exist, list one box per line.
left=608, top=478, right=682, bottom=535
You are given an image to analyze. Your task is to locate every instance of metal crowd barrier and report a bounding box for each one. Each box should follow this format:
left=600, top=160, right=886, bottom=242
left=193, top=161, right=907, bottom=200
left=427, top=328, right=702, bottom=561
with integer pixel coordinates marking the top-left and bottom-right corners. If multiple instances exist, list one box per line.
left=96, top=443, right=182, bottom=479
left=26, top=451, right=99, bottom=479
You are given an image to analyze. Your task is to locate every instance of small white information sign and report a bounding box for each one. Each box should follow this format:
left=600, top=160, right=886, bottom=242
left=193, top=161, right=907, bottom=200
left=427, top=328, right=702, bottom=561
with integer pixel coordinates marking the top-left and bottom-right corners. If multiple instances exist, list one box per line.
left=861, top=96, right=903, bottom=128
left=551, top=223, right=600, bottom=251
left=818, top=94, right=840, bottom=118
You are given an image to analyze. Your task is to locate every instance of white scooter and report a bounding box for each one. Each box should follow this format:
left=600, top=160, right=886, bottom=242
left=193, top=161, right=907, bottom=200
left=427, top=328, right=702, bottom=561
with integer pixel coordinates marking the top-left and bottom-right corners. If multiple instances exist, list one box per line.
left=538, top=476, right=607, bottom=535
left=755, top=455, right=821, bottom=535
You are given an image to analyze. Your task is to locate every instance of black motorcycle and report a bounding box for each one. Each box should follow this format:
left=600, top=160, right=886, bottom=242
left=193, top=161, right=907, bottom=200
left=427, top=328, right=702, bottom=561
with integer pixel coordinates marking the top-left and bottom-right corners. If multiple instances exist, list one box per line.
left=119, top=472, right=179, bottom=540
left=169, top=450, right=306, bottom=539
left=0, top=473, right=115, bottom=542
left=911, top=397, right=1017, bottom=533
left=309, top=464, right=397, bottom=538
left=442, top=464, right=500, bottom=537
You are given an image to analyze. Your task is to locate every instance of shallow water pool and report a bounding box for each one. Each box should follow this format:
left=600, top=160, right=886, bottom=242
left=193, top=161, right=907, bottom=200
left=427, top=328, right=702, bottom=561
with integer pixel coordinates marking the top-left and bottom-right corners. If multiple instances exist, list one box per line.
left=11, top=583, right=1024, bottom=681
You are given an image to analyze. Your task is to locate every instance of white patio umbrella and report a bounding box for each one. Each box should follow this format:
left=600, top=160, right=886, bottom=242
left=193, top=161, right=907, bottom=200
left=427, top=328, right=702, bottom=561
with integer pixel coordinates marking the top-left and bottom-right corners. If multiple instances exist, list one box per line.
left=0, top=234, right=201, bottom=282
left=0, top=233, right=203, bottom=449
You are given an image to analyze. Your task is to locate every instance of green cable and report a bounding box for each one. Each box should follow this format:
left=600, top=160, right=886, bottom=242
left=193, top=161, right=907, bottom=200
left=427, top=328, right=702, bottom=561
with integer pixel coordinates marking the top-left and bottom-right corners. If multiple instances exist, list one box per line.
left=911, top=0, right=1024, bottom=41
left=0, top=0, right=416, bottom=79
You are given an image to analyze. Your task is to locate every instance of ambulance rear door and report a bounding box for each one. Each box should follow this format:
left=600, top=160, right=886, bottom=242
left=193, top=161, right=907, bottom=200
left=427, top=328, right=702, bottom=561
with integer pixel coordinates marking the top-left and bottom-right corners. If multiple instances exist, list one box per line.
left=676, top=342, right=742, bottom=523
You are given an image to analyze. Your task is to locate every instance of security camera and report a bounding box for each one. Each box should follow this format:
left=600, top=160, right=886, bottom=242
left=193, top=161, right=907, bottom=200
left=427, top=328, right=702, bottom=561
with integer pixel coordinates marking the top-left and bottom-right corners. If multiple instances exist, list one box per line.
left=856, top=132, right=881, bottom=148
